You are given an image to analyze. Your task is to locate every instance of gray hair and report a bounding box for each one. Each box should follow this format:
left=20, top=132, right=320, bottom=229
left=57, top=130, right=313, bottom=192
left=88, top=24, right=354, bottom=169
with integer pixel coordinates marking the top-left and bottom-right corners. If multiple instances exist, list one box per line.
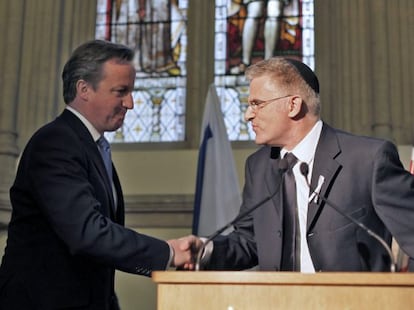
left=245, top=57, right=321, bottom=116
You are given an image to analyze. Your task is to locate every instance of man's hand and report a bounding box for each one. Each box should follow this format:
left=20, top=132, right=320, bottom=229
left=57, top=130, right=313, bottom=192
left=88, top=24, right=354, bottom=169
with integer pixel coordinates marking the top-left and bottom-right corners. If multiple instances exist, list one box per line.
left=167, top=235, right=204, bottom=270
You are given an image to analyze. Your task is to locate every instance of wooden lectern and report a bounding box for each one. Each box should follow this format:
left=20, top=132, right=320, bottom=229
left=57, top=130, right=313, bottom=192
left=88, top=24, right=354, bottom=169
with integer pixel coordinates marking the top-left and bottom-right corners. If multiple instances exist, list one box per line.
left=152, top=271, right=414, bottom=309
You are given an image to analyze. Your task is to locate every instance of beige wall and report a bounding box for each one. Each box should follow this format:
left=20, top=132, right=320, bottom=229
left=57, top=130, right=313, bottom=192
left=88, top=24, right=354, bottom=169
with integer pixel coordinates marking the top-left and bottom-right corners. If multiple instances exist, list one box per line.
left=113, top=148, right=253, bottom=196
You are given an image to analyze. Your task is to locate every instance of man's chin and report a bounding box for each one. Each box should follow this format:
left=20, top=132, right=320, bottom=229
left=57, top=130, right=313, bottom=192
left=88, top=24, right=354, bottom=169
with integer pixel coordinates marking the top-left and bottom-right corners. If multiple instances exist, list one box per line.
left=112, top=119, right=125, bottom=131
left=254, top=137, right=266, bottom=145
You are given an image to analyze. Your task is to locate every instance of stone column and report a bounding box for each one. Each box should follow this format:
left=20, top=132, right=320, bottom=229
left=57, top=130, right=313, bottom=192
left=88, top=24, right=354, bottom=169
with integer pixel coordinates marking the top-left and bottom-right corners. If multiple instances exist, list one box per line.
left=315, top=0, right=414, bottom=144
left=0, top=0, right=97, bottom=224
left=17, top=0, right=98, bottom=148
left=0, top=0, right=25, bottom=223
left=186, top=0, right=215, bottom=148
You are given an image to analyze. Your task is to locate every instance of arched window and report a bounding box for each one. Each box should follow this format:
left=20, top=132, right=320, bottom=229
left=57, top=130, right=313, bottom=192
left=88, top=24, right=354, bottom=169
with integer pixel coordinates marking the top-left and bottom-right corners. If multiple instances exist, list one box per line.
left=95, top=0, right=314, bottom=143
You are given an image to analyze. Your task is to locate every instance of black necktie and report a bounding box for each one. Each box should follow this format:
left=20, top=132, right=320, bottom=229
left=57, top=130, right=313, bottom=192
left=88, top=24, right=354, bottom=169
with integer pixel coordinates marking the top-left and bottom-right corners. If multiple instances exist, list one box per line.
left=97, top=136, right=113, bottom=183
left=281, top=152, right=300, bottom=271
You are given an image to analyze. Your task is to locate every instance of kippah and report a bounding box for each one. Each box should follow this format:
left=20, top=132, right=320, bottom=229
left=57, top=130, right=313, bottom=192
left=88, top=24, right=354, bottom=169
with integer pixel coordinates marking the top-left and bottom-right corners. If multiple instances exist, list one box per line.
left=285, top=58, right=319, bottom=94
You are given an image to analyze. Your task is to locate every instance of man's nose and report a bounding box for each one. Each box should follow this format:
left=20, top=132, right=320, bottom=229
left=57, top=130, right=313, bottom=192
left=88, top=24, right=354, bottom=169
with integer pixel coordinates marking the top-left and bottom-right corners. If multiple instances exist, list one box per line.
left=244, top=106, right=255, bottom=122
left=123, top=93, right=134, bottom=109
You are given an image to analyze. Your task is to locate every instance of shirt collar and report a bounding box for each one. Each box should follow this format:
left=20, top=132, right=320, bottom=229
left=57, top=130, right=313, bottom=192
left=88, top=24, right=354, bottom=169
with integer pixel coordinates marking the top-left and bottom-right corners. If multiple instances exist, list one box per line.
left=65, top=106, right=101, bottom=142
left=281, top=120, right=323, bottom=165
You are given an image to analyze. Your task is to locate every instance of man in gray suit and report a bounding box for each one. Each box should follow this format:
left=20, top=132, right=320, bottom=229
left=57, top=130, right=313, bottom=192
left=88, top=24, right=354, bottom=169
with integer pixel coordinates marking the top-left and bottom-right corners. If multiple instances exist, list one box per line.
left=191, top=57, right=414, bottom=272
left=0, top=40, right=199, bottom=309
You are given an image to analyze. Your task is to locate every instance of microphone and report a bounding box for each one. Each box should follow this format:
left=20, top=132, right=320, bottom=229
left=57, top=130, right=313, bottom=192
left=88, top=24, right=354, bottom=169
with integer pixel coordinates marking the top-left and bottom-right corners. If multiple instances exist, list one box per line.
left=299, top=162, right=396, bottom=272
left=194, top=158, right=289, bottom=271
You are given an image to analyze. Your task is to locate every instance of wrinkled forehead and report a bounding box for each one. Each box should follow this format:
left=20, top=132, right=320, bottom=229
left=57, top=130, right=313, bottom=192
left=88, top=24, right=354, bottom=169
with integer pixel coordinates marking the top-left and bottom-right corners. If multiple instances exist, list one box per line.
left=249, top=73, right=287, bottom=92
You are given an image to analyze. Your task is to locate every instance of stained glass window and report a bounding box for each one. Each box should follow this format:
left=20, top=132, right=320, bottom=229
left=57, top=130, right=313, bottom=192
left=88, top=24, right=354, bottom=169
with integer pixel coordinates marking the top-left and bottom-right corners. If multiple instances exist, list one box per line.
left=95, top=0, right=188, bottom=143
left=95, top=0, right=314, bottom=143
left=214, top=0, right=314, bottom=141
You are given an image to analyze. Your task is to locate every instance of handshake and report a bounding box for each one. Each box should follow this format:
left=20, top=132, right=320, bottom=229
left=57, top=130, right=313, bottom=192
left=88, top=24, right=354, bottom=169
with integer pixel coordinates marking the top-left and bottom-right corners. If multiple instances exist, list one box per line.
left=166, top=235, right=206, bottom=270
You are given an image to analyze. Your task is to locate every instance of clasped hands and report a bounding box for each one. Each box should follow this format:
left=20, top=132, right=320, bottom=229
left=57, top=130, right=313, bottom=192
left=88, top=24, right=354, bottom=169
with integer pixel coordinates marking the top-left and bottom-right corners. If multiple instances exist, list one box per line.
left=167, top=235, right=204, bottom=270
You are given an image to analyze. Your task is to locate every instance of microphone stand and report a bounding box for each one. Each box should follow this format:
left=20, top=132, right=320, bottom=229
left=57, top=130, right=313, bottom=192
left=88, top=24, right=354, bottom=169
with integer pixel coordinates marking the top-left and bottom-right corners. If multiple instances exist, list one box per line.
left=195, top=159, right=289, bottom=271
left=299, top=163, right=396, bottom=272
left=195, top=192, right=280, bottom=271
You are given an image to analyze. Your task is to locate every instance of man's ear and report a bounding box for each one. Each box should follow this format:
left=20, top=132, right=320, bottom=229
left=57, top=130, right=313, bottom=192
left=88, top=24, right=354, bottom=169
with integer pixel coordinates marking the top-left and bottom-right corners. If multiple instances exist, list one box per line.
left=76, top=79, right=90, bottom=101
left=287, top=96, right=303, bottom=118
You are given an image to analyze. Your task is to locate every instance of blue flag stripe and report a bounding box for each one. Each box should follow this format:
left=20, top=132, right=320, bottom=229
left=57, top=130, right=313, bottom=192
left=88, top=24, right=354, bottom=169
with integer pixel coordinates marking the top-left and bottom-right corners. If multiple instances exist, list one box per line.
left=192, top=125, right=213, bottom=234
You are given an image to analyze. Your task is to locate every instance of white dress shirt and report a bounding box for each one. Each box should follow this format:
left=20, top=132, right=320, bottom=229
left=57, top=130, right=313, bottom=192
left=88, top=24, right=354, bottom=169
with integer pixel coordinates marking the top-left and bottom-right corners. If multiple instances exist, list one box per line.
left=280, top=120, right=323, bottom=273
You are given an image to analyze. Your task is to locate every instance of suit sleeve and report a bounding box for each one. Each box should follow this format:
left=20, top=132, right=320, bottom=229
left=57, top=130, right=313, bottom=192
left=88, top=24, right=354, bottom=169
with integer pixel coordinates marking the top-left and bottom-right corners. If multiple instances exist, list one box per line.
left=23, top=126, right=170, bottom=276
left=207, top=154, right=258, bottom=270
left=371, top=141, right=414, bottom=267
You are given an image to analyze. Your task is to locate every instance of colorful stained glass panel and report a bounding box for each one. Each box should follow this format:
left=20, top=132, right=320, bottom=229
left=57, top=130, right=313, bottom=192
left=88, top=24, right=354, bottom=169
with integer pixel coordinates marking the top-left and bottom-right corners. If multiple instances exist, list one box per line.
left=95, top=0, right=188, bottom=143
left=214, top=0, right=314, bottom=141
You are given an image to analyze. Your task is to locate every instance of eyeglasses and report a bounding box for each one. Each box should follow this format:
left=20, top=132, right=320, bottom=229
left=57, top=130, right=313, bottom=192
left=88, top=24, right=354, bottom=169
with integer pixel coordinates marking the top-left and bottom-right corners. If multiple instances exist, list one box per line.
left=247, top=94, right=292, bottom=111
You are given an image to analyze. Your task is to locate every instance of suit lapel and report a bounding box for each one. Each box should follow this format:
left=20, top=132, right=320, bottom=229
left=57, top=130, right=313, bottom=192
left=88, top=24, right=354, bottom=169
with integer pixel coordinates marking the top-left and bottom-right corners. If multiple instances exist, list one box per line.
left=113, top=168, right=124, bottom=224
left=265, top=147, right=284, bottom=218
left=307, top=124, right=342, bottom=231
left=59, top=110, right=118, bottom=220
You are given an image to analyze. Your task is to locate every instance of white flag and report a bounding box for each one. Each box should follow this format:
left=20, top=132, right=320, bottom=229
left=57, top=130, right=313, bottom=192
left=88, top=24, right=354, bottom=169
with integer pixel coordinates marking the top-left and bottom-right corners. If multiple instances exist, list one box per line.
left=192, top=84, right=241, bottom=236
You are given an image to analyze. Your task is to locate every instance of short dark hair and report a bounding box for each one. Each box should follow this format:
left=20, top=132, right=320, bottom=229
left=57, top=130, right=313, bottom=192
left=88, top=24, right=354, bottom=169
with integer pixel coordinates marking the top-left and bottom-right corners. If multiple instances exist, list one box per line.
left=62, top=40, right=134, bottom=104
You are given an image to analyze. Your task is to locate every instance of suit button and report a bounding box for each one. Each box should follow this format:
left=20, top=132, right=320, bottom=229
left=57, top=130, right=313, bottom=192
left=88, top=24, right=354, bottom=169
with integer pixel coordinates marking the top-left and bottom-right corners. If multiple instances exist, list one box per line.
left=277, top=230, right=282, bottom=237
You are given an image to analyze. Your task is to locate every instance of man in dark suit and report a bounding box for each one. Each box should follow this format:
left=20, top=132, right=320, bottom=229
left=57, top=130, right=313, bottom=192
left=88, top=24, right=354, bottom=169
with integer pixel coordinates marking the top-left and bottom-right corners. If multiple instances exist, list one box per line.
left=0, top=40, right=199, bottom=309
left=191, top=57, right=414, bottom=272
